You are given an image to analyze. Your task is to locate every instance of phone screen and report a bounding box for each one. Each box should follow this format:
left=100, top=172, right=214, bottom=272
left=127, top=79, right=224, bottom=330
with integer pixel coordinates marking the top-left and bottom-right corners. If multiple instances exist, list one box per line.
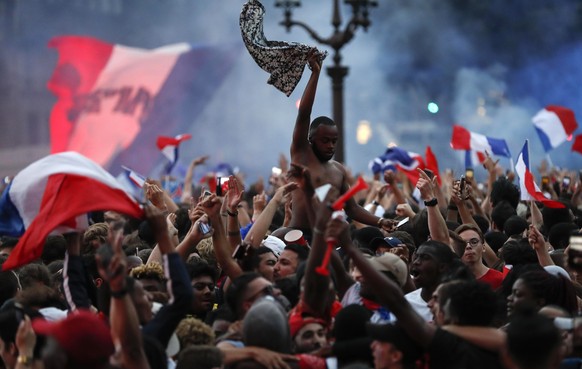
left=465, top=169, right=474, bottom=179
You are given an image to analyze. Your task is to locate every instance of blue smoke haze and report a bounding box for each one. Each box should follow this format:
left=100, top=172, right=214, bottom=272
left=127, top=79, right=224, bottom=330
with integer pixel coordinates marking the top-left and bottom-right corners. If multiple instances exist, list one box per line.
left=0, top=0, right=581, bottom=183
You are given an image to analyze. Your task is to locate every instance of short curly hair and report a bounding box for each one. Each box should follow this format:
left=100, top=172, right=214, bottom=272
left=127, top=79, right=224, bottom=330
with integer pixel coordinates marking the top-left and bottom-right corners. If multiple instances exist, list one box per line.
left=175, top=317, right=216, bottom=348
left=82, top=223, right=109, bottom=254
left=129, top=262, right=166, bottom=283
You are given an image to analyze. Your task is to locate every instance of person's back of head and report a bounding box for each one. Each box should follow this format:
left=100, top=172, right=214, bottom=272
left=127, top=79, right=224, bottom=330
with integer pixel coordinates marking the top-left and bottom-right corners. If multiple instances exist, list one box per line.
left=491, top=177, right=520, bottom=209
left=176, top=345, right=223, bottom=369
left=443, top=280, right=499, bottom=326
left=504, top=310, right=562, bottom=369
left=491, top=201, right=517, bottom=232
left=473, top=214, right=490, bottom=235
left=503, top=215, right=529, bottom=239
left=82, top=222, right=109, bottom=253
left=242, top=297, right=292, bottom=354
left=175, top=317, right=215, bottom=350
left=18, top=263, right=51, bottom=290
left=541, top=203, right=572, bottom=236
left=351, top=227, right=384, bottom=252
left=332, top=304, right=373, bottom=367
left=500, top=238, right=538, bottom=266
left=411, top=209, right=430, bottom=247
left=42, top=235, right=66, bottom=265
left=0, top=270, right=19, bottom=307
left=484, top=231, right=508, bottom=255
left=548, top=222, right=579, bottom=250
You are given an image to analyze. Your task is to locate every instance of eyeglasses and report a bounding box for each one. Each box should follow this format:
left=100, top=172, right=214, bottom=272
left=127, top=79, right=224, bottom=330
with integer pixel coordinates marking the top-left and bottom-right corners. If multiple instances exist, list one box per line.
left=465, top=238, right=481, bottom=247
left=192, top=282, right=215, bottom=291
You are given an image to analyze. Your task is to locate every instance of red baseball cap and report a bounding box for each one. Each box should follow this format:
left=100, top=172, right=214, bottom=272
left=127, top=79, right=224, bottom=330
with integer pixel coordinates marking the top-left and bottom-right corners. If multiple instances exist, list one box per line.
left=32, top=310, right=114, bottom=366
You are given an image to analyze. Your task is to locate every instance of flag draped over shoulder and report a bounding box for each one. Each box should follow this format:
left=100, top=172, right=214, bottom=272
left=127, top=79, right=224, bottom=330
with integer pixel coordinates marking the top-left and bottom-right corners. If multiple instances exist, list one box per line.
left=0, top=152, right=143, bottom=271
left=369, top=147, right=425, bottom=185
left=532, top=105, right=578, bottom=152
left=48, top=36, right=240, bottom=175
left=239, top=0, right=327, bottom=96
left=514, top=141, right=564, bottom=209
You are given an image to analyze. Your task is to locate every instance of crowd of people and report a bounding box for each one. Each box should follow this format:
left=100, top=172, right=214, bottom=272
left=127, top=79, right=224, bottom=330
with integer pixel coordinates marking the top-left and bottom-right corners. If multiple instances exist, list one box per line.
left=1, top=53, right=582, bottom=369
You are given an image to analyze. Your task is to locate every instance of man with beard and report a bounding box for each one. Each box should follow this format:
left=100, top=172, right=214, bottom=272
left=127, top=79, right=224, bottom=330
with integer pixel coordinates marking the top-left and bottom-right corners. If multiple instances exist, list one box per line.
left=288, top=52, right=395, bottom=238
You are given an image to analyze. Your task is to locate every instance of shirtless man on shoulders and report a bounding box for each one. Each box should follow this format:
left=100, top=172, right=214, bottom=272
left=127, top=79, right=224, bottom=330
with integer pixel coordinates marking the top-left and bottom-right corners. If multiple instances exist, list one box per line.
left=288, top=51, right=394, bottom=237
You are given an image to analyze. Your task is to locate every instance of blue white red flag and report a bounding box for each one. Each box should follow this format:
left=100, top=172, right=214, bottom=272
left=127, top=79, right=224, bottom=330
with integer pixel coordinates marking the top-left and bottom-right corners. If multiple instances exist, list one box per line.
left=156, top=134, right=192, bottom=174
left=532, top=106, right=578, bottom=152
left=450, top=125, right=511, bottom=158
left=47, top=36, right=239, bottom=175
left=121, top=166, right=146, bottom=189
left=0, top=152, right=143, bottom=271
left=514, top=141, right=564, bottom=209
left=369, top=147, right=425, bottom=185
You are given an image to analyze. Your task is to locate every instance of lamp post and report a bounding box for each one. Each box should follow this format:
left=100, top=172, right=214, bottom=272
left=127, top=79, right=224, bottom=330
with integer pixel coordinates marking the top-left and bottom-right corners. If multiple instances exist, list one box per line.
left=275, top=0, right=377, bottom=164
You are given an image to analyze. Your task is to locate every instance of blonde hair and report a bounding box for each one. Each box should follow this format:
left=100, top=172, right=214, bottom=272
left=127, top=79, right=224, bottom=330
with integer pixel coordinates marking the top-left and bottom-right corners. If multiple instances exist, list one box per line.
left=129, top=262, right=166, bottom=282
left=175, top=317, right=216, bottom=349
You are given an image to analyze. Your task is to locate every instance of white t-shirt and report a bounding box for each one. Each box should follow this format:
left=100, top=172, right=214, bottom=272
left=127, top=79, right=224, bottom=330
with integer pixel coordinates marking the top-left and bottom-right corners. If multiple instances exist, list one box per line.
left=405, top=288, right=432, bottom=322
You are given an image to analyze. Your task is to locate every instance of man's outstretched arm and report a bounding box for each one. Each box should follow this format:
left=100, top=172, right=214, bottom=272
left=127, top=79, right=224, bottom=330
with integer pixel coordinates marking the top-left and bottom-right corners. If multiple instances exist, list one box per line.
left=291, top=51, right=322, bottom=158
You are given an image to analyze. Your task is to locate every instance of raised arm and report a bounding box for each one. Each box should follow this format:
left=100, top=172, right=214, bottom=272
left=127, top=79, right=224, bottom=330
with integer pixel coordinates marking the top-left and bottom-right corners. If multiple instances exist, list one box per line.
left=291, top=51, right=322, bottom=157
left=203, top=194, right=244, bottom=280
left=62, top=232, right=93, bottom=311
left=384, top=169, right=407, bottom=205
left=244, top=182, right=298, bottom=247
left=417, top=169, right=449, bottom=245
left=180, top=155, right=209, bottom=203
left=327, top=216, right=436, bottom=348
left=529, top=224, right=554, bottom=267
left=302, top=189, right=337, bottom=318
left=97, top=223, right=150, bottom=369
left=223, top=175, right=245, bottom=249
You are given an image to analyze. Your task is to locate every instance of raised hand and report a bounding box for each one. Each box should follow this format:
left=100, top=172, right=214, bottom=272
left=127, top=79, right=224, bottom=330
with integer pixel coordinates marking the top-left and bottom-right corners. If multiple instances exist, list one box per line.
left=200, top=193, right=222, bottom=219
left=144, top=180, right=166, bottom=210
left=225, top=175, right=245, bottom=213
left=416, top=168, right=437, bottom=201
left=307, top=48, right=322, bottom=74
left=192, top=155, right=209, bottom=166
left=272, top=181, right=299, bottom=203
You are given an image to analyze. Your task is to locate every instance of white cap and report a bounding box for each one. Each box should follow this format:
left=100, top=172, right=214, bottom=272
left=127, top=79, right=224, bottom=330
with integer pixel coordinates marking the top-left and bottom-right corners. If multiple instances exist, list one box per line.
left=261, top=235, right=285, bottom=257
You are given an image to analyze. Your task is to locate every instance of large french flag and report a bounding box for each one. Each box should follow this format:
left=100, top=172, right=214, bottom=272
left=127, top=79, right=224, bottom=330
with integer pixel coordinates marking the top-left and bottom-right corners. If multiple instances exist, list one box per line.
left=369, top=147, right=425, bottom=185
left=48, top=36, right=239, bottom=175
left=514, top=141, right=564, bottom=209
left=0, top=152, right=143, bottom=271
left=450, top=125, right=511, bottom=158
left=532, top=106, right=578, bottom=152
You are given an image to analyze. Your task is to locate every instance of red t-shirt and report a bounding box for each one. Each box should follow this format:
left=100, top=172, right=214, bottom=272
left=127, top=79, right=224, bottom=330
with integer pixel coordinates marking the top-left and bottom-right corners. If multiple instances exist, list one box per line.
left=479, top=268, right=504, bottom=290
